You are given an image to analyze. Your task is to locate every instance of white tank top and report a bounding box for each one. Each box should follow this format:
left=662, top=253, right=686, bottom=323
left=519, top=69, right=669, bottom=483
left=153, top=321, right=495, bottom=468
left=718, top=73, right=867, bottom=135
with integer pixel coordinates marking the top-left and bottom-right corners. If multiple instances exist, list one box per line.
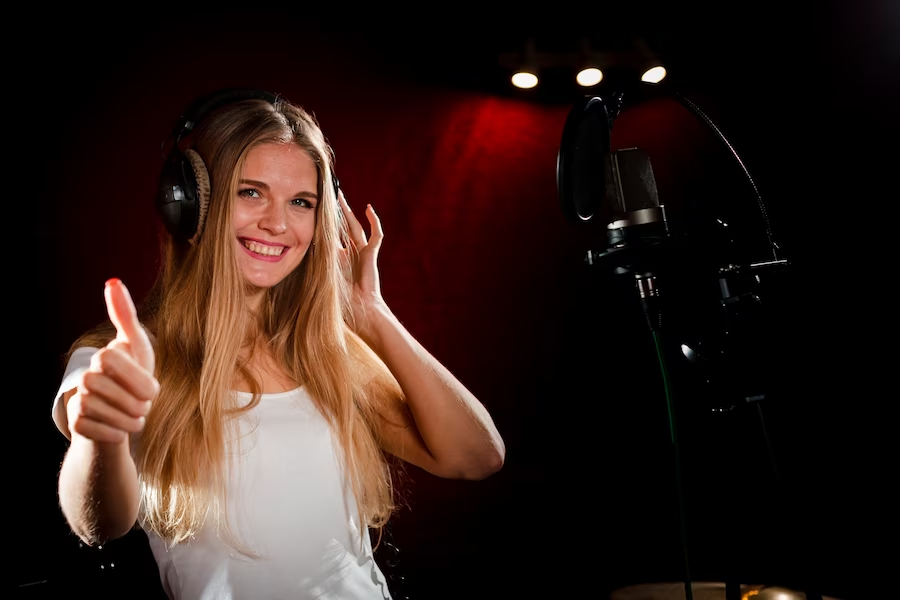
left=54, top=348, right=392, bottom=600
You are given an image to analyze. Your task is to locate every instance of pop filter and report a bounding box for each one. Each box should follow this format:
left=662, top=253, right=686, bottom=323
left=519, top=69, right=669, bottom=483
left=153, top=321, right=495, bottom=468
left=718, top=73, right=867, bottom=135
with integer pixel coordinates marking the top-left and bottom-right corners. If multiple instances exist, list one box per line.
left=556, top=95, right=616, bottom=223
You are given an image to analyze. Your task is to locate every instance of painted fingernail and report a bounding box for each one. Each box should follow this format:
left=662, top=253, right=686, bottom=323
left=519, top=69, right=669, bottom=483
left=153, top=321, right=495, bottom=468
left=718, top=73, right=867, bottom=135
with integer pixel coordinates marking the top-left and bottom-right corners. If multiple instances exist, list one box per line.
left=106, top=278, right=120, bottom=288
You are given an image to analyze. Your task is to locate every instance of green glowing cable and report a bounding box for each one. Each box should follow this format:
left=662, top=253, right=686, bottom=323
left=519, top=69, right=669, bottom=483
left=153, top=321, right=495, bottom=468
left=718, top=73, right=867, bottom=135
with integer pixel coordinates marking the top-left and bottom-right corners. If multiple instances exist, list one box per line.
left=652, top=328, right=694, bottom=600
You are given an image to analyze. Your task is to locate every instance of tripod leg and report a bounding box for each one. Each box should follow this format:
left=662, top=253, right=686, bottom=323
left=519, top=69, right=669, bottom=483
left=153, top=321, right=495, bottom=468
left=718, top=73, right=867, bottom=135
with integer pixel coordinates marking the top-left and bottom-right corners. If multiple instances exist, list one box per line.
left=753, top=400, right=823, bottom=600
left=754, top=400, right=780, bottom=482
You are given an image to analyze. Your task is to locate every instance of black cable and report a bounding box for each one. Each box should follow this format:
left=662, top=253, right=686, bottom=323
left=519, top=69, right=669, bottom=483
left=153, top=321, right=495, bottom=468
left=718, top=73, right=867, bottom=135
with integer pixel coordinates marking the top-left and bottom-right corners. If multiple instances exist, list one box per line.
left=651, top=326, right=694, bottom=600
left=673, top=92, right=781, bottom=261
left=377, top=521, right=409, bottom=600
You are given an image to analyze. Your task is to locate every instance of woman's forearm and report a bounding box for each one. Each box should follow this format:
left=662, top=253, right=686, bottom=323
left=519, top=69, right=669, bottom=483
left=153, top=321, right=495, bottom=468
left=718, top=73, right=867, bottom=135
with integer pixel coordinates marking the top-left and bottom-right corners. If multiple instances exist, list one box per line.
left=58, top=434, right=141, bottom=545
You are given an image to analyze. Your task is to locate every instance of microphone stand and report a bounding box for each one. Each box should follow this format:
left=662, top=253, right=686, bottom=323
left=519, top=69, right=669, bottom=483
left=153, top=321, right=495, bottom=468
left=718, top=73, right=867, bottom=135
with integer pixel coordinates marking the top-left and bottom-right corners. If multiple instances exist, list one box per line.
left=588, top=230, right=694, bottom=600
left=561, top=87, right=818, bottom=599
left=669, top=90, right=824, bottom=600
left=589, top=235, right=814, bottom=600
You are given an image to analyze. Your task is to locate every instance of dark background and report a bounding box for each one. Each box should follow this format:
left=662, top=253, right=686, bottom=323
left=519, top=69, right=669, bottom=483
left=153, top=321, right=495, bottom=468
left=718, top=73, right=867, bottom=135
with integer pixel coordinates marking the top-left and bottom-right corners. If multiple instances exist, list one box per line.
left=16, top=2, right=895, bottom=599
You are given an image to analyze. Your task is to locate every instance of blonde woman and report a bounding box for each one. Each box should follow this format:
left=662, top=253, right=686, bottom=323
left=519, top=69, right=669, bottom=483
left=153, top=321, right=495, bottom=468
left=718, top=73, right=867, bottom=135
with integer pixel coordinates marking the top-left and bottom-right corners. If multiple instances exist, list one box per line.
left=52, top=89, right=505, bottom=599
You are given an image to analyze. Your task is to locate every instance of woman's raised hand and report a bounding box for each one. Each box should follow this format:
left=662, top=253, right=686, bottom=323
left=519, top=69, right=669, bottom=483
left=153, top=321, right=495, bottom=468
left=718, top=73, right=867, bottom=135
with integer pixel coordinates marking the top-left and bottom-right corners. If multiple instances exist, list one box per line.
left=66, top=278, right=158, bottom=445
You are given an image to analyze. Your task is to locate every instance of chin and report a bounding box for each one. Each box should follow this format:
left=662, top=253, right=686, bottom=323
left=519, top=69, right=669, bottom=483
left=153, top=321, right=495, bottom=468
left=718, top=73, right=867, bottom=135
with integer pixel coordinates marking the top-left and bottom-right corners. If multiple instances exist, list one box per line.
left=243, top=274, right=288, bottom=290
left=237, top=261, right=296, bottom=291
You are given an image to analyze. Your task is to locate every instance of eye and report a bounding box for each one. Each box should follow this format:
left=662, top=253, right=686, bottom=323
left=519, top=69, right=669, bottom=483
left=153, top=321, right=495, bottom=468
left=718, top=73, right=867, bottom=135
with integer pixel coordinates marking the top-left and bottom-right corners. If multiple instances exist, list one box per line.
left=290, top=198, right=314, bottom=208
left=238, top=188, right=261, bottom=199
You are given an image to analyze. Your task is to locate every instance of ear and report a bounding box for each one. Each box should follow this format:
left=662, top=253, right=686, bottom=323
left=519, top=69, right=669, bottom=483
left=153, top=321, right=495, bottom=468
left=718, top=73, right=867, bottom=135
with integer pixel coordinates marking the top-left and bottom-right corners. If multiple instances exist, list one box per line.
left=184, top=149, right=211, bottom=246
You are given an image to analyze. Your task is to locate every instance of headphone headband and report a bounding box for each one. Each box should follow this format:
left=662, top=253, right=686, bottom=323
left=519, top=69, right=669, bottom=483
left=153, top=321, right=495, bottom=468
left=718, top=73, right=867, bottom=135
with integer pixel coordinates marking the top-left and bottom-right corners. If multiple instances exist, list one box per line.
left=171, top=88, right=280, bottom=143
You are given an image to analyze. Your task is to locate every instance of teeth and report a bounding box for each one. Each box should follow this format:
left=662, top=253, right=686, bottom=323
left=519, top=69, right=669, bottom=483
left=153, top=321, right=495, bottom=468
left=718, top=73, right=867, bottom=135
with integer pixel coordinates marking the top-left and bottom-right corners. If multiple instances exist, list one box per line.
left=242, top=240, right=285, bottom=256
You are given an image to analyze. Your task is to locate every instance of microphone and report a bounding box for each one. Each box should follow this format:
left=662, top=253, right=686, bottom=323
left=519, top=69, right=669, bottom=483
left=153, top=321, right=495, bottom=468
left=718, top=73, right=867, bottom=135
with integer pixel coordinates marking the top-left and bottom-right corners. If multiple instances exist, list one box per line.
left=591, top=146, right=668, bottom=272
left=587, top=147, right=671, bottom=332
left=556, top=94, right=676, bottom=332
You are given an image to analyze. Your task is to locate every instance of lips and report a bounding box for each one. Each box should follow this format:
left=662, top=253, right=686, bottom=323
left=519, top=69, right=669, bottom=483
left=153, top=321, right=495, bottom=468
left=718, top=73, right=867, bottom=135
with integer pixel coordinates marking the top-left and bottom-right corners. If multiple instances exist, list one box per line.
left=239, top=238, right=289, bottom=261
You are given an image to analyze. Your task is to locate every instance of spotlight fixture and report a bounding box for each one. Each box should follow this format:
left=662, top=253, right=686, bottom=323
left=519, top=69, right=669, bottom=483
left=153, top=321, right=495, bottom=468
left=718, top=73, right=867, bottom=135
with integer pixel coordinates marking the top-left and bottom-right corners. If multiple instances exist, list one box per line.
left=498, top=37, right=667, bottom=96
left=634, top=38, right=667, bottom=84
left=575, top=38, right=603, bottom=87
left=512, top=71, right=539, bottom=89
left=510, top=39, right=540, bottom=89
left=576, top=67, right=603, bottom=87
left=641, top=65, right=667, bottom=83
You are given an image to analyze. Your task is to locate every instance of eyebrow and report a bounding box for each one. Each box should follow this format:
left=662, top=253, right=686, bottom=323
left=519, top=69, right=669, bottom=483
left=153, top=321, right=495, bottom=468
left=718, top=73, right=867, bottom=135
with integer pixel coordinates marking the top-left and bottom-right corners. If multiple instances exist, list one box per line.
left=239, top=179, right=319, bottom=201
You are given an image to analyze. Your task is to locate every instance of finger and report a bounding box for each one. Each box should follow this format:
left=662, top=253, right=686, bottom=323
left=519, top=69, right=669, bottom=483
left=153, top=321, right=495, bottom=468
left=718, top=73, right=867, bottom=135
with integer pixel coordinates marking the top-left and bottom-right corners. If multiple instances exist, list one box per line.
left=337, top=246, right=351, bottom=269
left=76, top=389, right=147, bottom=434
left=338, top=191, right=367, bottom=248
left=337, top=189, right=353, bottom=222
left=90, top=345, right=159, bottom=403
left=81, top=369, right=154, bottom=419
left=69, top=415, right=130, bottom=445
left=105, top=278, right=155, bottom=373
left=67, top=393, right=133, bottom=444
left=365, top=204, right=384, bottom=252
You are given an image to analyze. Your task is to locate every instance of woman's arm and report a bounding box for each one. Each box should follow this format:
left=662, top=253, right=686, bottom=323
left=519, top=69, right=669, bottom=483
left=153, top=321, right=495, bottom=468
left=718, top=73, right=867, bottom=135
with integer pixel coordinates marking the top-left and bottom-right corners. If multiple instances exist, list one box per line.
left=361, top=302, right=505, bottom=480
left=58, top=413, right=142, bottom=544
left=340, top=196, right=505, bottom=480
left=57, top=279, right=158, bottom=544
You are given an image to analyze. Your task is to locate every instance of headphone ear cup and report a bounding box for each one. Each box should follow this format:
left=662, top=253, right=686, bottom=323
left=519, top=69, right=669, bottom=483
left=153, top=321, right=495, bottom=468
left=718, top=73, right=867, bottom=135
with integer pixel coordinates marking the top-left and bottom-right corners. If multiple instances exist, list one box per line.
left=156, top=149, right=197, bottom=242
left=155, top=148, right=211, bottom=244
left=183, top=149, right=211, bottom=245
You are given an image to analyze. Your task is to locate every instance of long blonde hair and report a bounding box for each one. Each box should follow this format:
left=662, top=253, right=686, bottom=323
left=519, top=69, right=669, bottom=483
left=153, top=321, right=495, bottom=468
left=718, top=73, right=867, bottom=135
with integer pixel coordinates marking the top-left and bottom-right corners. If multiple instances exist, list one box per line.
left=68, top=97, right=404, bottom=549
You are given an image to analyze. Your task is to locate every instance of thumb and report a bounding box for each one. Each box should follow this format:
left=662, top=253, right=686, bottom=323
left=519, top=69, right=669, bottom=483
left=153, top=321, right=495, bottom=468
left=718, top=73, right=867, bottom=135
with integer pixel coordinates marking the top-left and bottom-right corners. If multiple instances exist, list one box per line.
left=104, top=278, right=155, bottom=373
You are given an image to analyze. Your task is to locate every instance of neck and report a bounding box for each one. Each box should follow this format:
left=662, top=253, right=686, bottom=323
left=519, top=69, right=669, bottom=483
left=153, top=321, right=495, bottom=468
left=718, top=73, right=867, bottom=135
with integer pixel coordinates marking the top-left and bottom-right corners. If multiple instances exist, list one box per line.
left=245, top=285, right=266, bottom=316
left=234, top=337, right=297, bottom=394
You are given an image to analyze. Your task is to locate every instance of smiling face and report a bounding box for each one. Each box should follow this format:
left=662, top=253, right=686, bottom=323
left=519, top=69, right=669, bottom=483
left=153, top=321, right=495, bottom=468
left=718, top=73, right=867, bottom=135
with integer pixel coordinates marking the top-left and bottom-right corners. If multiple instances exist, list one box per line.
left=233, top=142, right=319, bottom=302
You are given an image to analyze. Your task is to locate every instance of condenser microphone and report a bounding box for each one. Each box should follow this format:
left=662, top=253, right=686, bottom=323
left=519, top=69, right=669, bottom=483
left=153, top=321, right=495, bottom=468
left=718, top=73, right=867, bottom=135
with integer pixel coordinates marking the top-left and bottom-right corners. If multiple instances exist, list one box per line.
left=583, top=147, right=671, bottom=277
left=602, top=148, right=667, bottom=259
left=556, top=95, right=670, bottom=274
left=594, top=148, right=669, bottom=330
left=557, top=94, right=673, bottom=331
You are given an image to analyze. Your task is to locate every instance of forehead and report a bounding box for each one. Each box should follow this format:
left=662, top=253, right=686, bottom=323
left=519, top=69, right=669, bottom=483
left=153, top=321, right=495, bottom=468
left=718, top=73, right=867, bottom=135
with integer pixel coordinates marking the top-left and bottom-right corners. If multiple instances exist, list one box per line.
left=242, top=142, right=317, bottom=172
left=240, top=143, right=320, bottom=195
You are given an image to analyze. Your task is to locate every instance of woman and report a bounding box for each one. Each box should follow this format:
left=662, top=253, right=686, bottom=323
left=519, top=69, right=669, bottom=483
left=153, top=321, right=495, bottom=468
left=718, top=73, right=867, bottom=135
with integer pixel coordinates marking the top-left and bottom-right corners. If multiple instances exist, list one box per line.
left=52, top=90, right=505, bottom=599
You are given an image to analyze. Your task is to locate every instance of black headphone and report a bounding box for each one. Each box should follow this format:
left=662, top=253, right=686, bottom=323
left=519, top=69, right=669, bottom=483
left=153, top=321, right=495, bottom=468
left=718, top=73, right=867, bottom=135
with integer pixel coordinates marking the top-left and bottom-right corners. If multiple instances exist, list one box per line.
left=156, top=88, right=340, bottom=245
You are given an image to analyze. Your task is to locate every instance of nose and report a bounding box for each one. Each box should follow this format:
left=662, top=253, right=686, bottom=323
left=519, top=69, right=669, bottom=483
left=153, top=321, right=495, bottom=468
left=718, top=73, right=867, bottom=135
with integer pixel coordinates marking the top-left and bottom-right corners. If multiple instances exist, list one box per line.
left=258, top=201, right=287, bottom=234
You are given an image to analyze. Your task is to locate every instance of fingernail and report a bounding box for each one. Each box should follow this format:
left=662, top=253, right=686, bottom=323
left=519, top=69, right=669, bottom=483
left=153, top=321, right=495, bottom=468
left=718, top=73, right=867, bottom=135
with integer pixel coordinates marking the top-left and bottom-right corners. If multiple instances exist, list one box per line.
left=106, top=278, right=120, bottom=288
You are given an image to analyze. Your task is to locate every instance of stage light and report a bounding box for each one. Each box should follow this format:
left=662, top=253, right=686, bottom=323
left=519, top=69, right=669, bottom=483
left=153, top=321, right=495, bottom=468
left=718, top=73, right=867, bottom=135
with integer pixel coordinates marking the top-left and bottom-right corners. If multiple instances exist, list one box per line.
left=576, top=67, right=603, bottom=87
left=506, top=38, right=542, bottom=89
left=498, top=37, right=668, bottom=98
left=512, top=71, right=539, bottom=89
left=575, top=39, right=603, bottom=87
left=641, top=66, right=667, bottom=83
